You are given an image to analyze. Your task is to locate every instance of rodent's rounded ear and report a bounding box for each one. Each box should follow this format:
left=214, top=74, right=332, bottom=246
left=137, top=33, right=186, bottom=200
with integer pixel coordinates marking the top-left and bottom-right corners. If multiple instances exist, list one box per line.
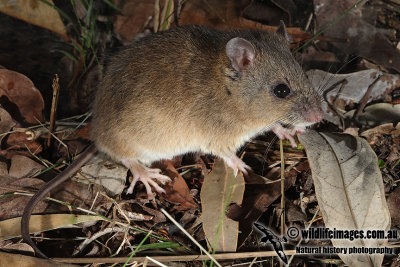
left=226, top=37, right=255, bottom=73
left=276, top=20, right=293, bottom=43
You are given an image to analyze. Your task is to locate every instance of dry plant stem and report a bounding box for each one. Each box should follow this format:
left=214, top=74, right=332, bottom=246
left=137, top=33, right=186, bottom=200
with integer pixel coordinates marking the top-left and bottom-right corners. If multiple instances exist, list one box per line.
left=352, top=74, right=382, bottom=121
left=154, top=0, right=160, bottom=32
left=160, top=208, right=222, bottom=267
left=34, top=117, right=68, bottom=151
left=48, top=74, right=60, bottom=147
left=165, top=0, right=174, bottom=29
left=73, top=226, right=126, bottom=256
left=248, top=257, right=258, bottom=267
left=146, top=256, right=168, bottom=267
left=322, top=78, right=348, bottom=128
left=97, top=192, right=132, bottom=257
left=52, top=250, right=297, bottom=264
left=16, top=191, right=164, bottom=241
left=304, top=13, right=313, bottom=32
left=279, top=139, right=285, bottom=267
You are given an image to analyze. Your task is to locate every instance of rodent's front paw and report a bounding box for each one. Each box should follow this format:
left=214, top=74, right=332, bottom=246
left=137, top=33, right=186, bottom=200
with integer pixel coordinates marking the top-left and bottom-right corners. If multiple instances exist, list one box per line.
left=272, top=125, right=305, bottom=148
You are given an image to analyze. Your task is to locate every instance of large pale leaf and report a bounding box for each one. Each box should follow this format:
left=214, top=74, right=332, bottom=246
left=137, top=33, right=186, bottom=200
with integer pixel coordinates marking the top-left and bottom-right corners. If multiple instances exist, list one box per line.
left=0, top=214, right=100, bottom=240
left=0, top=251, right=79, bottom=267
left=200, top=158, right=245, bottom=252
left=298, top=131, right=390, bottom=267
left=73, top=155, right=127, bottom=196
left=0, top=0, right=67, bottom=39
left=343, top=103, right=400, bottom=129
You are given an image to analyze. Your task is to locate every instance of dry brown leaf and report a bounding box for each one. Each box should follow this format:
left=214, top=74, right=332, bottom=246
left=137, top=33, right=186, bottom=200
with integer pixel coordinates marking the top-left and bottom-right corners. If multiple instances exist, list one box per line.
left=0, top=0, right=68, bottom=39
left=200, top=158, right=245, bottom=252
left=0, top=251, right=78, bottom=267
left=3, top=132, right=43, bottom=156
left=113, top=0, right=155, bottom=43
left=9, top=154, right=44, bottom=178
left=60, top=123, right=91, bottom=141
left=0, top=69, right=45, bottom=124
left=156, top=160, right=197, bottom=210
left=0, top=107, right=15, bottom=144
left=52, top=179, right=108, bottom=212
left=234, top=172, right=296, bottom=247
left=299, top=130, right=390, bottom=267
left=361, top=123, right=400, bottom=145
left=286, top=201, right=307, bottom=222
left=0, top=176, right=46, bottom=220
left=179, top=0, right=313, bottom=42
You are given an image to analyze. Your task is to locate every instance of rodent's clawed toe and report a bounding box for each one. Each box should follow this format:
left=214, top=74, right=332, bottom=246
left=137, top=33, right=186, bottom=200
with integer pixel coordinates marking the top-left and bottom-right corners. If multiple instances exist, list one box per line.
left=223, top=154, right=251, bottom=176
left=122, top=159, right=171, bottom=199
left=272, top=125, right=305, bottom=148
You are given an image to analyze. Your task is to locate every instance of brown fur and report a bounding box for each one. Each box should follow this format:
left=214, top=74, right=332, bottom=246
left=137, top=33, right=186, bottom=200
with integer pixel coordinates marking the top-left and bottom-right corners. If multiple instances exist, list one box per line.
left=91, top=25, right=322, bottom=164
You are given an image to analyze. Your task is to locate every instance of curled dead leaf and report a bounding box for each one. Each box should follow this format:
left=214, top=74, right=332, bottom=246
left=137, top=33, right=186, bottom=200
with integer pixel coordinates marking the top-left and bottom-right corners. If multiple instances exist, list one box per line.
left=0, top=69, right=44, bottom=124
left=4, top=132, right=43, bottom=156
left=155, top=160, right=197, bottom=210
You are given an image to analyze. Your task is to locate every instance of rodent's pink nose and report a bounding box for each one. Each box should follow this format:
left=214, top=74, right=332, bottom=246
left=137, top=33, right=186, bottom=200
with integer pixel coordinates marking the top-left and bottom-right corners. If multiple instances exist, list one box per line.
left=306, top=108, right=323, bottom=123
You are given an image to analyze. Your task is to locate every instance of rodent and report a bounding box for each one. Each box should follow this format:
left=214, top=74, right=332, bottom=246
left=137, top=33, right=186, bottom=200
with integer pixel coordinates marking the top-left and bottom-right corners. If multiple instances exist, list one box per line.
left=21, top=22, right=323, bottom=258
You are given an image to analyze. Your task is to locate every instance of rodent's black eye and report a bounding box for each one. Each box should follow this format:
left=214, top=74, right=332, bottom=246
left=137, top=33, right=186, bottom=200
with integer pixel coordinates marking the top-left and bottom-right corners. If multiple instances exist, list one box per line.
left=273, top=83, right=291, bottom=98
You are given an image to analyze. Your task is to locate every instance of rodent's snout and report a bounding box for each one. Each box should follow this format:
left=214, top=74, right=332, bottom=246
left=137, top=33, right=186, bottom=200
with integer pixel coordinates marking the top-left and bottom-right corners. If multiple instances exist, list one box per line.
left=303, top=107, right=323, bottom=123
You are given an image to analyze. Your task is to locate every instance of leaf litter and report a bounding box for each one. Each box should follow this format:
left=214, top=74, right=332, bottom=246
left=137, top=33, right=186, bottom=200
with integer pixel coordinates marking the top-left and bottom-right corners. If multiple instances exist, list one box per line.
left=0, top=0, right=399, bottom=266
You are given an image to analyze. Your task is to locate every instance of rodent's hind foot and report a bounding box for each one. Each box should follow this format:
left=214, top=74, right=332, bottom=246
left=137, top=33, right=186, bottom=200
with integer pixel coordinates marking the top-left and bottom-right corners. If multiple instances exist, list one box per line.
left=223, top=154, right=251, bottom=176
left=122, top=159, right=171, bottom=199
left=272, top=124, right=305, bottom=148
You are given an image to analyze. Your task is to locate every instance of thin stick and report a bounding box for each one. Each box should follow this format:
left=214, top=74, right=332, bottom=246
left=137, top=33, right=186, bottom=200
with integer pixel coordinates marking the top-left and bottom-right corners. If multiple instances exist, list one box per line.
left=352, top=74, right=381, bottom=121
left=52, top=250, right=297, bottom=264
left=154, top=0, right=160, bottom=32
left=47, top=74, right=60, bottom=147
left=160, top=208, right=222, bottom=267
left=146, top=256, right=168, bottom=267
left=279, top=139, right=285, bottom=267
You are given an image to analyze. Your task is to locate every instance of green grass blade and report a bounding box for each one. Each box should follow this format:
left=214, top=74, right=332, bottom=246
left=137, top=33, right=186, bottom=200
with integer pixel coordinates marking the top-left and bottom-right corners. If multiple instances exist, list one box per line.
left=103, top=0, right=122, bottom=12
left=53, top=49, right=78, bottom=63
left=136, top=241, right=181, bottom=252
left=123, top=231, right=152, bottom=267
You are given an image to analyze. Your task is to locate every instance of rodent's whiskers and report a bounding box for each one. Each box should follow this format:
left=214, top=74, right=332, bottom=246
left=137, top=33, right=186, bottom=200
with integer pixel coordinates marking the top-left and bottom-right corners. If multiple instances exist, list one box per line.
left=315, top=56, right=361, bottom=95
left=283, top=113, right=301, bottom=126
left=261, top=134, right=278, bottom=176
